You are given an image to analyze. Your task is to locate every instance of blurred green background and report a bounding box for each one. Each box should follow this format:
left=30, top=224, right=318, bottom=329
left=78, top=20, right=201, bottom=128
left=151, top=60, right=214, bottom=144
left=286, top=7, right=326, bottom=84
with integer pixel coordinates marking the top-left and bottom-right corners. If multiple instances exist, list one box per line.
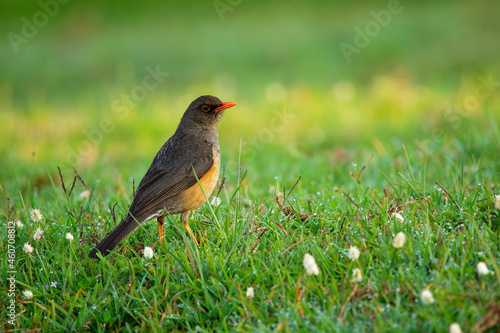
left=1, top=0, right=499, bottom=195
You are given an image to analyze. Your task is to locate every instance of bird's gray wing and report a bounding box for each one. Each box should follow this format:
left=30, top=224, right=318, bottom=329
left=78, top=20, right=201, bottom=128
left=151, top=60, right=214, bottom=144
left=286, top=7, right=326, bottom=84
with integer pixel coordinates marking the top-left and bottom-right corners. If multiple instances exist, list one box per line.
left=127, top=140, right=214, bottom=219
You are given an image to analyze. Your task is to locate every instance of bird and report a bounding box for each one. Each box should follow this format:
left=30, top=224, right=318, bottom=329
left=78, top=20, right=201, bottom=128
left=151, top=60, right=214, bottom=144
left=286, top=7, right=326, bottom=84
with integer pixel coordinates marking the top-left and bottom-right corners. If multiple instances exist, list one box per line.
left=88, top=95, right=236, bottom=259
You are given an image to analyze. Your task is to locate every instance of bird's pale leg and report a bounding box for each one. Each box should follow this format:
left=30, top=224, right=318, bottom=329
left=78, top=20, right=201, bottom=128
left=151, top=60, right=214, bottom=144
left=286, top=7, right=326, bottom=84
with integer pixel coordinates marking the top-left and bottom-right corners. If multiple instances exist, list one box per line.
left=181, top=211, right=199, bottom=245
left=158, top=216, right=165, bottom=242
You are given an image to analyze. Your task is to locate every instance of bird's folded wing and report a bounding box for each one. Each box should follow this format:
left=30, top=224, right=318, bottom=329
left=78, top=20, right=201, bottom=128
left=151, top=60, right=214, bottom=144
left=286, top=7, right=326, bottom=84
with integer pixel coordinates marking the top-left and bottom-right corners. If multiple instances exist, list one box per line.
left=128, top=152, right=214, bottom=218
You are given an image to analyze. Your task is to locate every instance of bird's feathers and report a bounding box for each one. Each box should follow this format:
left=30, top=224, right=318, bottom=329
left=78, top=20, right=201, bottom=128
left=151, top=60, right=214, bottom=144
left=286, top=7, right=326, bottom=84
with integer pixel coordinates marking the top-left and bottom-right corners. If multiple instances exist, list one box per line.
left=128, top=146, right=214, bottom=218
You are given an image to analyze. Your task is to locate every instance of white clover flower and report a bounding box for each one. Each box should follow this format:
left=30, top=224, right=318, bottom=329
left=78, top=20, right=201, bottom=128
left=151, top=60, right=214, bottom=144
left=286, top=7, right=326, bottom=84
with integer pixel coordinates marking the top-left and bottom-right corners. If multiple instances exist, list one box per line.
left=246, top=287, right=254, bottom=299
left=477, top=262, right=490, bottom=276
left=449, top=323, right=462, bottom=333
left=393, top=232, right=407, bottom=248
left=143, top=246, right=154, bottom=259
left=66, top=233, right=74, bottom=242
left=30, top=209, right=44, bottom=222
left=33, top=228, right=44, bottom=241
left=495, top=195, right=500, bottom=210
left=391, top=212, right=405, bottom=222
left=210, top=196, right=222, bottom=207
left=23, top=290, right=34, bottom=299
left=421, top=289, right=435, bottom=305
left=79, top=190, right=91, bottom=201
left=351, top=268, right=363, bottom=283
left=23, top=243, right=34, bottom=254
left=348, top=246, right=360, bottom=261
left=303, top=253, right=319, bottom=276
left=15, top=220, right=24, bottom=228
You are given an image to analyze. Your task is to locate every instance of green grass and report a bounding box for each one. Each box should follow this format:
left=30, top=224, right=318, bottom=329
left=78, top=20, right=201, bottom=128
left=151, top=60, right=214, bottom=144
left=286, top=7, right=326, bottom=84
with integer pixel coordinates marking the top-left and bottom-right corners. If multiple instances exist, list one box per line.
left=1, top=128, right=499, bottom=332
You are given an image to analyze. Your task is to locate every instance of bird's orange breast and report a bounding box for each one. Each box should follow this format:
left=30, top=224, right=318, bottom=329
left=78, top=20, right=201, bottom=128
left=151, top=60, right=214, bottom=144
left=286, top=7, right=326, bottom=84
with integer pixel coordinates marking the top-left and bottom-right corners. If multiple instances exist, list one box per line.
left=178, top=154, right=220, bottom=211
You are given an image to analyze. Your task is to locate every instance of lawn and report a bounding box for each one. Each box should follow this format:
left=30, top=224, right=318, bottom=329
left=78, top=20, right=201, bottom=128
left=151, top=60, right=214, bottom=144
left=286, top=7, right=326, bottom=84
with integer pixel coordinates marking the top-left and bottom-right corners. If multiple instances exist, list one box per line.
left=1, top=1, right=500, bottom=332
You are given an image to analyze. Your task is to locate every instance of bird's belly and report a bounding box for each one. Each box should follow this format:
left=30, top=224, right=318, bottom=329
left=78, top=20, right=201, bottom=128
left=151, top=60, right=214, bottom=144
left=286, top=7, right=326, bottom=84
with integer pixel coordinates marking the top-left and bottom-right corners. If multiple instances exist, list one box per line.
left=177, top=155, right=220, bottom=212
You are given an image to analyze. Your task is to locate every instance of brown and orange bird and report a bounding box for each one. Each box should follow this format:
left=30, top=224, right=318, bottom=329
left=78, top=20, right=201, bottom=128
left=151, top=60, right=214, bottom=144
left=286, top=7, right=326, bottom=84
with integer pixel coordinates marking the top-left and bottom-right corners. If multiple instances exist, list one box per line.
left=88, top=95, right=236, bottom=259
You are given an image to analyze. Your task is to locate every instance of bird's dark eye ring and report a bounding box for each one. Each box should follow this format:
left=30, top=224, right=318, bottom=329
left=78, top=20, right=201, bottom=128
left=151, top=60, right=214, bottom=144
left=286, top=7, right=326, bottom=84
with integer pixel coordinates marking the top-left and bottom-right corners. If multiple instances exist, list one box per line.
left=201, top=105, right=210, bottom=112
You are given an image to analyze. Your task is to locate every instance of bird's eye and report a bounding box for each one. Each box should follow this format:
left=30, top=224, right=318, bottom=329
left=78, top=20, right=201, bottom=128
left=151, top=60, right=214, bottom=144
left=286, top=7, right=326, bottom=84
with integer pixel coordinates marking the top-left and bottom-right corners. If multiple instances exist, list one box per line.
left=201, top=105, right=210, bottom=112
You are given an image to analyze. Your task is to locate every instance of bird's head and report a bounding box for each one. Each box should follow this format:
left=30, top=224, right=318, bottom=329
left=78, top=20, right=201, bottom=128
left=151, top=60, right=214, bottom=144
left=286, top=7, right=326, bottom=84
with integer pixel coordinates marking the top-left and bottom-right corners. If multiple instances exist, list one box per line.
left=181, top=95, right=236, bottom=129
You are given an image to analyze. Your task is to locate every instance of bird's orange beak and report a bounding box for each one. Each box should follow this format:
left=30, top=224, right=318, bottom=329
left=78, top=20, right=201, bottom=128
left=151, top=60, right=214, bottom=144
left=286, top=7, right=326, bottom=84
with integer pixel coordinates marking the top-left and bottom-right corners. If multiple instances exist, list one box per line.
left=214, top=102, right=237, bottom=113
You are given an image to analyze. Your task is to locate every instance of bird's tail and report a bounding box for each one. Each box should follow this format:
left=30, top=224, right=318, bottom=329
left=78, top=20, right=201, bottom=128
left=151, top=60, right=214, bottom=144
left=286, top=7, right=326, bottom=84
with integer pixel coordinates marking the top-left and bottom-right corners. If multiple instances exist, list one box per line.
left=88, top=215, right=140, bottom=260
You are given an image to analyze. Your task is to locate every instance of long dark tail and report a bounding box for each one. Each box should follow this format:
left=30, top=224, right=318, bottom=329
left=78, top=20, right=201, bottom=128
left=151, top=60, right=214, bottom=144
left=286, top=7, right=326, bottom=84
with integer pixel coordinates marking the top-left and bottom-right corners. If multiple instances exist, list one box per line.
left=88, top=216, right=141, bottom=260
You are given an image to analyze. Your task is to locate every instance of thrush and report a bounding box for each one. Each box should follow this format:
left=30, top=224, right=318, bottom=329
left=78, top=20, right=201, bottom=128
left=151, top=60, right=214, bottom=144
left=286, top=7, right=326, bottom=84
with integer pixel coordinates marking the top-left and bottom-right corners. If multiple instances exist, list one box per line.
left=88, top=95, right=236, bottom=259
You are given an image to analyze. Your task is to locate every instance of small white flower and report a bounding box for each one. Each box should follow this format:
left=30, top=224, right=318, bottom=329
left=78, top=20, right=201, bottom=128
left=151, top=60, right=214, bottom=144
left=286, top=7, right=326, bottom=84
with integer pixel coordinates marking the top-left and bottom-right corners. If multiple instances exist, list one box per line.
left=66, top=233, right=74, bottom=242
left=246, top=287, right=254, bottom=299
left=143, top=246, right=154, bottom=259
left=391, top=212, right=405, bottom=222
left=23, top=290, right=34, bottom=299
left=477, top=262, right=490, bottom=276
left=33, top=228, right=44, bottom=241
left=79, top=190, right=91, bottom=201
left=449, top=323, right=462, bottom=333
left=30, top=209, right=44, bottom=222
left=50, top=281, right=57, bottom=288
left=393, top=232, right=407, bottom=248
left=421, top=289, right=435, bottom=305
left=23, top=243, right=34, bottom=254
left=348, top=246, right=360, bottom=260
left=351, top=268, right=363, bottom=283
left=303, top=253, right=320, bottom=276
left=15, top=220, right=24, bottom=228
left=495, top=195, right=500, bottom=210
left=210, top=196, right=222, bottom=207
